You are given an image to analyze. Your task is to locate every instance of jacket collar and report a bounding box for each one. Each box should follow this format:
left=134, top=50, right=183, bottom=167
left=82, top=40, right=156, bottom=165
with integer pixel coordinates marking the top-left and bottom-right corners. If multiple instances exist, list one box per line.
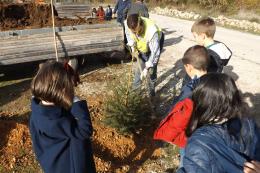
left=31, top=98, right=64, bottom=119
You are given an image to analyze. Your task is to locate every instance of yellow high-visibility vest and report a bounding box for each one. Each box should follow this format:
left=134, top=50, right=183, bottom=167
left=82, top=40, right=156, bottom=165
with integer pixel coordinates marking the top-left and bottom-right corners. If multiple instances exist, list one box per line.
left=130, top=17, right=161, bottom=53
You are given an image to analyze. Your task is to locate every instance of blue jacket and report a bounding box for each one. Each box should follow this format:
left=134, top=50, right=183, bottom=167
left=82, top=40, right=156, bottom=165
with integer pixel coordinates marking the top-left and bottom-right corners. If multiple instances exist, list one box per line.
left=30, top=98, right=96, bottom=173
left=113, top=0, right=131, bottom=23
left=177, top=118, right=260, bottom=173
left=172, top=76, right=200, bottom=106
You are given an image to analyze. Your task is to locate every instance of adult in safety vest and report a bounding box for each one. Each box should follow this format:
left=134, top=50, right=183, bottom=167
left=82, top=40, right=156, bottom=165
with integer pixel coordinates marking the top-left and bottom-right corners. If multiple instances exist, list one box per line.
left=124, top=14, right=164, bottom=96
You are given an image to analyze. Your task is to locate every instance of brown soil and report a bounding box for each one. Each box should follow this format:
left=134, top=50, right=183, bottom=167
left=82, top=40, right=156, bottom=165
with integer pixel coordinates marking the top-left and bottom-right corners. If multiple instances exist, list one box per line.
left=0, top=2, right=98, bottom=31
left=0, top=62, right=178, bottom=173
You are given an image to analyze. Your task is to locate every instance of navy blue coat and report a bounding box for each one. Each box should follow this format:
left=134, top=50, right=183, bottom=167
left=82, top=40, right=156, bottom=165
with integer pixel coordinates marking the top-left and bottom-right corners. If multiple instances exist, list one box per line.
left=113, top=0, right=131, bottom=23
left=177, top=118, right=260, bottom=173
left=172, top=76, right=200, bottom=106
left=30, top=98, right=96, bottom=173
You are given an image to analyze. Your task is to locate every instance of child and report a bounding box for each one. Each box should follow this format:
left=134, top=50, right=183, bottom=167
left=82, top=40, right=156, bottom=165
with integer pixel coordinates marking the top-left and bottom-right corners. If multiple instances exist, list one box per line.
left=154, top=45, right=209, bottom=166
left=91, top=8, right=97, bottom=18
left=105, top=5, right=112, bottom=20
left=97, top=6, right=105, bottom=21
left=29, top=61, right=96, bottom=173
left=191, top=17, right=232, bottom=73
left=177, top=73, right=260, bottom=173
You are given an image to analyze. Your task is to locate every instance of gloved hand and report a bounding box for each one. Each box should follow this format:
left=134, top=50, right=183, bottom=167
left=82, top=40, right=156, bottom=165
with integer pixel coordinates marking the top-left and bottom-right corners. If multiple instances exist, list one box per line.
left=140, top=68, right=148, bottom=80
left=145, top=61, right=153, bottom=69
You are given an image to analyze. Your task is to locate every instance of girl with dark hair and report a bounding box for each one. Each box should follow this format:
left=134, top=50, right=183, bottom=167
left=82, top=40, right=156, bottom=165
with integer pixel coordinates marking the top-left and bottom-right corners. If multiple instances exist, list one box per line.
left=30, top=61, right=96, bottom=173
left=177, top=73, right=260, bottom=173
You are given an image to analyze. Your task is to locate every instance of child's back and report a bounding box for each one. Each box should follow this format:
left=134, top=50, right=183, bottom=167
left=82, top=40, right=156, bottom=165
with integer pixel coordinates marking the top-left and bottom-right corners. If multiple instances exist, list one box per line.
left=30, top=61, right=96, bottom=173
left=207, top=41, right=232, bottom=67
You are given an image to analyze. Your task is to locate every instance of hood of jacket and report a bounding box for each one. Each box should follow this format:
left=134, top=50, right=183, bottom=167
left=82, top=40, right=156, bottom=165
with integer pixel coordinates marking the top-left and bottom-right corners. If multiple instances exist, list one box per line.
left=208, top=41, right=232, bottom=60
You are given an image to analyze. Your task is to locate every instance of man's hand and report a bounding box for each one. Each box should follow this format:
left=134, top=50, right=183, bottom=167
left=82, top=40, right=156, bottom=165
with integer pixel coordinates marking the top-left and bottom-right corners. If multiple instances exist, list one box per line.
left=244, top=161, right=260, bottom=173
left=140, top=68, right=148, bottom=80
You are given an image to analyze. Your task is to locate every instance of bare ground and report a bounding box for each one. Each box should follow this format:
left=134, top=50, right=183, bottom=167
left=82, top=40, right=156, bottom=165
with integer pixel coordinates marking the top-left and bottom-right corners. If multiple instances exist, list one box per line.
left=0, top=55, right=180, bottom=173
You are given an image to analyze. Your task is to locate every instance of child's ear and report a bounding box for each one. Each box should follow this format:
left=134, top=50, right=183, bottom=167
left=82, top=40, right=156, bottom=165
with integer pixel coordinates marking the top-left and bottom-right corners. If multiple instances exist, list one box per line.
left=184, top=64, right=192, bottom=73
left=201, top=33, right=207, bottom=40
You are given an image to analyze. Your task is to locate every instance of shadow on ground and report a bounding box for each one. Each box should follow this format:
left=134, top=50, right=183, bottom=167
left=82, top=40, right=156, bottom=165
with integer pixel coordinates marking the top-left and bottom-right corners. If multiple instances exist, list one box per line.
left=155, top=59, right=185, bottom=116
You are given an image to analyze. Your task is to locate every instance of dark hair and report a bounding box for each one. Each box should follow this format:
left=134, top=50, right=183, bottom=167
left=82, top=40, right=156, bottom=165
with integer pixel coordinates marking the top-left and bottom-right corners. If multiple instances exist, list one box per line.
left=186, top=73, right=246, bottom=137
left=31, top=61, right=75, bottom=110
left=191, top=17, right=216, bottom=38
left=99, top=6, right=104, bottom=11
left=182, top=45, right=209, bottom=71
left=127, top=14, right=143, bottom=30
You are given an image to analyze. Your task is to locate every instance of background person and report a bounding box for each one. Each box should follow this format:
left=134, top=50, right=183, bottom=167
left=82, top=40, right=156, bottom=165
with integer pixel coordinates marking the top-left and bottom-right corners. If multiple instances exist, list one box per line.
left=113, top=0, right=131, bottom=25
left=105, top=5, right=113, bottom=20
left=124, top=0, right=149, bottom=19
left=97, top=6, right=105, bottom=21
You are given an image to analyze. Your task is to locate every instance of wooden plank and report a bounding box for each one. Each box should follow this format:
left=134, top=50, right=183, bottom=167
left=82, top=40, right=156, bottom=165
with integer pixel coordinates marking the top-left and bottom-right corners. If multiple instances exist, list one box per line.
left=0, top=23, right=120, bottom=39
left=0, top=39, right=123, bottom=58
left=0, top=41, right=123, bottom=61
left=0, top=27, right=122, bottom=41
left=0, top=33, right=123, bottom=52
left=1, top=45, right=123, bottom=65
left=0, top=32, right=123, bottom=50
left=1, top=40, right=123, bottom=58
left=0, top=28, right=123, bottom=43
left=0, top=22, right=124, bottom=65
left=55, top=4, right=92, bottom=19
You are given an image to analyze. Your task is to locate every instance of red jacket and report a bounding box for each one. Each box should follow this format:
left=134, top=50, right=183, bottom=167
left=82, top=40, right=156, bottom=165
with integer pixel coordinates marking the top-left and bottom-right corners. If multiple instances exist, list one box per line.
left=153, top=98, right=193, bottom=148
left=97, top=9, right=105, bottom=21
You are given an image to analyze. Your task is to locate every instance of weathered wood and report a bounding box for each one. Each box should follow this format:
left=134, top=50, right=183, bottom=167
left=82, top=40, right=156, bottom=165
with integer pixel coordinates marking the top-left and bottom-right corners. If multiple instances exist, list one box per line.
left=0, top=23, right=124, bottom=65
left=55, top=4, right=92, bottom=19
left=1, top=45, right=123, bottom=65
left=0, top=23, right=121, bottom=38
left=0, top=30, right=123, bottom=50
left=1, top=41, right=123, bottom=60
left=0, top=27, right=122, bottom=42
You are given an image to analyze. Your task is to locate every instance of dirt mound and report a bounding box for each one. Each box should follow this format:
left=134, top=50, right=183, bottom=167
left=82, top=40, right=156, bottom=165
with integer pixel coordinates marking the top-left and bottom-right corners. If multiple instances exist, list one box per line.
left=0, top=2, right=95, bottom=31
left=0, top=120, right=36, bottom=172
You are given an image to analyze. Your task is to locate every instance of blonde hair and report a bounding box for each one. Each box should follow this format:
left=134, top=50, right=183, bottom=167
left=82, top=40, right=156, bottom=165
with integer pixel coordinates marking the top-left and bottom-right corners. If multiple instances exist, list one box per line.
left=191, top=17, right=216, bottom=38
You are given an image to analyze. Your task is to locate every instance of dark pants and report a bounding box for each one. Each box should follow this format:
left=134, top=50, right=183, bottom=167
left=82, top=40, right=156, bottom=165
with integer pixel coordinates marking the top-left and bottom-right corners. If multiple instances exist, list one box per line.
left=133, top=32, right=165, bottom=96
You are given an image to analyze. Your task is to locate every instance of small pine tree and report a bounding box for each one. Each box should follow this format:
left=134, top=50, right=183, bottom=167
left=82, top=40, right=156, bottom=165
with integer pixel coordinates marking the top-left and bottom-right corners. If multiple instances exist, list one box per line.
left=103, top=73, right=152, bottom=134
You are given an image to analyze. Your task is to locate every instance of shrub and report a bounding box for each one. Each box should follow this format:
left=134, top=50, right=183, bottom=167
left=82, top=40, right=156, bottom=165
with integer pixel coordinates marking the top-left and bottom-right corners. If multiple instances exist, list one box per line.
left=239, top=0, right=260, bottom=9
left=103, top=72, right=152, bottom=134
